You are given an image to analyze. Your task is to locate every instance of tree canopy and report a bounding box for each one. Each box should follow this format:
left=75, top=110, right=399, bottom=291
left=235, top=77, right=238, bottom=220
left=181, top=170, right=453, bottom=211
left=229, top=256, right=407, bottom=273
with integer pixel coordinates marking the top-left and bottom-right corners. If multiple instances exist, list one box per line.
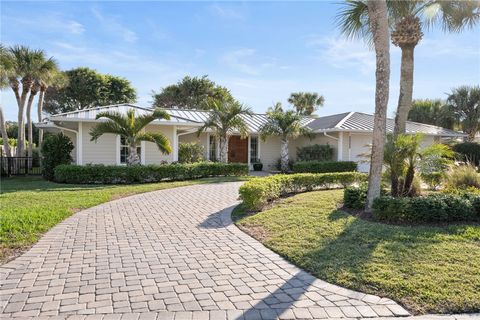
left=407, top=99, right=455, bottom=129
left=44, top=67, right=137, bottom=114
left=152, top=75, right=233, bottom=109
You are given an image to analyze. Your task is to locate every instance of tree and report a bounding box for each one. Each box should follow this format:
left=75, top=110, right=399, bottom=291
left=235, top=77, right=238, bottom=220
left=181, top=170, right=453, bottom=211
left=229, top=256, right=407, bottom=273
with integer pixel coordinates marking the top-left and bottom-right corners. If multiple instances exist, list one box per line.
left=90, top=109, right=172, bottom=165
left=407, top=99, right=455, bottom=129
left=152, top=75, right=233, bottom=109
left=0, top=45, right=13, bottom=157
left=337, top=0, right=480, bottom=136
left=447, top=85, right=480, bottom=141
left=259, top=103, right=313, bottom=172
left=366, top=0, right=390, bottom=210
left=197, top=99, right=252, bottom=163
left=4, top=45, right=51, bottom=156
left=288, top=92, right=325, bottom=115
left=44, top=67, right=137, bottom=114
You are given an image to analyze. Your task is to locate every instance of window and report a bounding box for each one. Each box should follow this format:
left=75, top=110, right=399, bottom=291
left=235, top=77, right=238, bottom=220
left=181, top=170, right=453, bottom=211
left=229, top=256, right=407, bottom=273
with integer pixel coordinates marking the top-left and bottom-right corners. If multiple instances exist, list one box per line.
left=120, top=136, right=141, bottom=164
left=209, top=135, right=217, bottom=161
left=250, top=136, right=258, bottom=163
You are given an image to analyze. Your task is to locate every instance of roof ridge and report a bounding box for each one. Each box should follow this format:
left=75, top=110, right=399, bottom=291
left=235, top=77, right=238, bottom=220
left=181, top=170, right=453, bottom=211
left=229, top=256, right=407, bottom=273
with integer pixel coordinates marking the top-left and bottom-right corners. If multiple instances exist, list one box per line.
left=334, top=111, right=355, bottom=128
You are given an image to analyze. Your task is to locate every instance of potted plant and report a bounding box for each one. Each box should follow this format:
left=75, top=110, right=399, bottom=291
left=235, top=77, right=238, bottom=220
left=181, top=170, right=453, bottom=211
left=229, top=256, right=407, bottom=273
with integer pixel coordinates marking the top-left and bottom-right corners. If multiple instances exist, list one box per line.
left=252, top=159, right=263, bottom=171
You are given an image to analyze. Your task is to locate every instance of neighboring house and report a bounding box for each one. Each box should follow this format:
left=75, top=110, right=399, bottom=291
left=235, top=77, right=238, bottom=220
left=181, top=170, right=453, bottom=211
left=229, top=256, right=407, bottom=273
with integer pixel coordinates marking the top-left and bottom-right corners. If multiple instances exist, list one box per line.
left=37, top=104, right=465, bottom=172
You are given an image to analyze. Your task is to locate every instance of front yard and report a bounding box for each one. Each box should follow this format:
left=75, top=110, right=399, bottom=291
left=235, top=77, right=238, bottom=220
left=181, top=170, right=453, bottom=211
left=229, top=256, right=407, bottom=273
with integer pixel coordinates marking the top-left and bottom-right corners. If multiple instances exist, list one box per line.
left=0, top=176, right=248, bottom=264
left=233, top=189, right=480, bottom=315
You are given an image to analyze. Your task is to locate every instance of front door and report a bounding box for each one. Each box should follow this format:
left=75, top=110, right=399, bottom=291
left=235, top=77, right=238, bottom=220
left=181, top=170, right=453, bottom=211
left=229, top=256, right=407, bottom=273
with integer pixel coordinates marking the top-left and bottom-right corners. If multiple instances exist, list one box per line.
left=228, top=136, right=248, bottom=163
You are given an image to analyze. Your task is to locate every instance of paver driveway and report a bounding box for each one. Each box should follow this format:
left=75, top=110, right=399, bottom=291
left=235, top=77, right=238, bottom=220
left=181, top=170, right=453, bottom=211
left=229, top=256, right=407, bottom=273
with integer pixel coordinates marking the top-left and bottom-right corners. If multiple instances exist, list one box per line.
left=1, top=182, right=411, bottom=319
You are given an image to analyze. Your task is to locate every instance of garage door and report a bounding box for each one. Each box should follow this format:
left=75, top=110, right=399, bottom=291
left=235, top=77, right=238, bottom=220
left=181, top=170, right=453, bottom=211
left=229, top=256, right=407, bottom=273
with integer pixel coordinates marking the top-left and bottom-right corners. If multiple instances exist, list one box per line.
left=349, top=134, right=372, bottom=173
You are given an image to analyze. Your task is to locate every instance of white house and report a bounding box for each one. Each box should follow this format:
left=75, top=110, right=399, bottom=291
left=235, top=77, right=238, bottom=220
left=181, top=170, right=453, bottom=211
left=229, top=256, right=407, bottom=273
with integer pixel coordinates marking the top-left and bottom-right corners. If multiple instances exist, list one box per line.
left=37, top=104, right=465, bottom=172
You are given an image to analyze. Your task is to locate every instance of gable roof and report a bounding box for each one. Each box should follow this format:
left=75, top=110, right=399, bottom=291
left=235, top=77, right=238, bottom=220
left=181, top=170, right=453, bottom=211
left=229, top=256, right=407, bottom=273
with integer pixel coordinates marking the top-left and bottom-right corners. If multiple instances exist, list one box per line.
left=307, top=111, right=465, bottom=137
left=44, top=104, right=465, bottom=137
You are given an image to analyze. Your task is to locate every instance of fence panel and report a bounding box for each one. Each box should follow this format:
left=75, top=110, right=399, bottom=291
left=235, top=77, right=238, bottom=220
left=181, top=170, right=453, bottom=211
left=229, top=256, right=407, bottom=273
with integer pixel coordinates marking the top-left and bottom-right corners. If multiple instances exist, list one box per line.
left=0, top=156, right=42, bottom=176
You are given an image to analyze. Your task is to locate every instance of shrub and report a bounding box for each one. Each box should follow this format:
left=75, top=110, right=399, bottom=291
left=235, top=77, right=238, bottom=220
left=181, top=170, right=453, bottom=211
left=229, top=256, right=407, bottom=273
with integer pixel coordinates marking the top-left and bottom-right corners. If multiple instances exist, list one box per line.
left=452, top=142, right=480, bottom=166
left=343, top=184, right=367, bottom=210
left=178, top=143, right=204, bottom=164
left=293, top=161, right=357, bottom=173
left=41, top=133, right=74, bottom=180
left=239, top=172, right=367, bottom=210
left=275, top=158, right=294, bottom=171
left=296, top=144, right=334, bottom=162
left=54, top=162, right=248, bottom=184
left=420, top=172, right=446, bottom=190
left=372, top=194, right=479, bottom=223
left=446, top=165, right=480, bottom=190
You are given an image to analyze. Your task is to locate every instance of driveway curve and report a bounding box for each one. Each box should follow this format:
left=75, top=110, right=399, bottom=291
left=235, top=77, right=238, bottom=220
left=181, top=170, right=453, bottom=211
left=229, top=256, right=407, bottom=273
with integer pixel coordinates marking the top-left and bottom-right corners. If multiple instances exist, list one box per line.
left=1, top=181, right=410, bottom=319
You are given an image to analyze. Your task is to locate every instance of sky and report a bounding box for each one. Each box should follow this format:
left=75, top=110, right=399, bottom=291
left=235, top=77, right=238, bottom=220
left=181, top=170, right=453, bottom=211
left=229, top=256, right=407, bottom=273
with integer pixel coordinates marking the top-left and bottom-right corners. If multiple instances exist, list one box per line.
left=1, top=1, right=479, bottom=121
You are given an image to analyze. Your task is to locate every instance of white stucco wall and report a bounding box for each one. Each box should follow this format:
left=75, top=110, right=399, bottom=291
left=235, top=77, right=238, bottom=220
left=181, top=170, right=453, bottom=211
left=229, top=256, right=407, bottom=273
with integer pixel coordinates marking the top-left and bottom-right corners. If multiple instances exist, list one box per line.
left=81, top=122, right=117, bottom=165
left=143, top=124, right=175, bottom=164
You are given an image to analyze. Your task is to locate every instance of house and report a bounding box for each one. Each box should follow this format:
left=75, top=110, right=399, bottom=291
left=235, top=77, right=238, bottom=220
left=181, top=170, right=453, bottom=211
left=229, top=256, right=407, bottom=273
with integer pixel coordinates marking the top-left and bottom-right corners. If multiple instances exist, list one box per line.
left=37, top=104, right=465, bottom=172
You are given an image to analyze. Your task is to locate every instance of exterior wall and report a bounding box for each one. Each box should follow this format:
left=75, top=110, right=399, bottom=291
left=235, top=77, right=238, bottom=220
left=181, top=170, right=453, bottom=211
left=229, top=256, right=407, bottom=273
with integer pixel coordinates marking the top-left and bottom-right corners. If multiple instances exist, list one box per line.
left=143, top=124, right=175, bottom=164
left=81, top=122, right=117, bottom=165
left=178, top=132, right=209, bottom=160
left=62, top=130, right=77, bottom=164
left=258, top=136, right=282, bottom=170
left=289, top=133, right=339, bottom=162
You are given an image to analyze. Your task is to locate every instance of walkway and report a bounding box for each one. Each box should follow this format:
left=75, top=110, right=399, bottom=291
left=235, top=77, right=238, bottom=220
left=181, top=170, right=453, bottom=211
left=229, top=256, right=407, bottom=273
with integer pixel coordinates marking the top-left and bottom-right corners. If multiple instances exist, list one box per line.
left=1, top=181, right=412, bottom=319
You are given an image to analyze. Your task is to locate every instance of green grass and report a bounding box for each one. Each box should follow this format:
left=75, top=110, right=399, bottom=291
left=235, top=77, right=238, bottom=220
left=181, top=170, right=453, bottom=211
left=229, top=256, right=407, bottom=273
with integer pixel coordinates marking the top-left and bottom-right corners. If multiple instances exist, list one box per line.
left=233, top=190, right=480, bottom=315
left=0, top=175, right=248, bottom=264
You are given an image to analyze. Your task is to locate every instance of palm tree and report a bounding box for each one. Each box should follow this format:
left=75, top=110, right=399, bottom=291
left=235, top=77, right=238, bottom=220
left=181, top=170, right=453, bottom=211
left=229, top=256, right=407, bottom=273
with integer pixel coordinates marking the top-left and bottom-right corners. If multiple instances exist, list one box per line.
left=197, top=99, right=252, bottom=163
left=288, top=92, right=325, bottom=115
left=259, top=103, right=313, bottom=172
left=5, top=45, right=51, bottom=156
left=25, top=58, right=58, bottom=158
left=407, top=99, right=455, bottom=129
left=447, top=85, right=480, bottom=142
left=0, top=45, right=13, bottom=157
left=36, top=67, right=65, bottom=151
left=90, top=108, right=173, bottom=165
left=337, top=0, right=480, bottom=136
left=365, top=0, right=390, bottom=210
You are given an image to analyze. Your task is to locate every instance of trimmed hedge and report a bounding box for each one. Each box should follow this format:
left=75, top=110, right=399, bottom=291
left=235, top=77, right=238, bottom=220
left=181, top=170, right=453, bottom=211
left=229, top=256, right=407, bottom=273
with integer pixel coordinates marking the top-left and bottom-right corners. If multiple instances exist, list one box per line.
left=54, top=162, right=248, bottom=184
left=343, top=185, right=368, bottom=210
left=293, top=161, right=357, bottom=173
left=372, top=194, right=480, bottom=223
left=296, top=144, right=334, bottom=162
left=239, top=172, right=367, bottom=210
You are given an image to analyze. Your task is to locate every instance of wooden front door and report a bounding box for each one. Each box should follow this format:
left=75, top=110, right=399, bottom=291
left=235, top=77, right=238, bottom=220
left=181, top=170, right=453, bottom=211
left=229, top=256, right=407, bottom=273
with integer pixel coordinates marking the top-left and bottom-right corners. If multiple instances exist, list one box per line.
left=228, top=136, right=248, bottom=163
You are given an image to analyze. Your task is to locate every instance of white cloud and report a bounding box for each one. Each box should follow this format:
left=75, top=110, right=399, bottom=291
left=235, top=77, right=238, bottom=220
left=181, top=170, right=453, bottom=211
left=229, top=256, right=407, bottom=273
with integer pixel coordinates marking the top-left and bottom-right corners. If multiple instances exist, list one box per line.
left=66, top=20, right=85, bottom=34
left=221, top=49, right=259, bottom=75
left=209, top=4, right=246, bottom=20
left=91, top=6, right=138, bottom=43
left=5, top=14, right=85, bottom=35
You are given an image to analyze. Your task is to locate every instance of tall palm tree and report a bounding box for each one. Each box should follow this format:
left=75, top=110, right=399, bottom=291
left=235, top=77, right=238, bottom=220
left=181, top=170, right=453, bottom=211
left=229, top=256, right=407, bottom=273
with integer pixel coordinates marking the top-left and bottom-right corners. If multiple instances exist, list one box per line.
left=197, top=99, right=252, bottom=163
left=6, top=45, right=50, bottom=156
left=337, top=0, right=480, bottom=136
left=365, top=0, right=390, bottom=210
left=288, top=92, right=325, bottom=115
left=447, top=85, right=480, bottom=141
left=90, top=108, right=173, bottom=165
left=0, top=45, right=13, bottom=157
left=24, top=58, right=58, bottom=158
left=259, top=103, right=313, bottom=172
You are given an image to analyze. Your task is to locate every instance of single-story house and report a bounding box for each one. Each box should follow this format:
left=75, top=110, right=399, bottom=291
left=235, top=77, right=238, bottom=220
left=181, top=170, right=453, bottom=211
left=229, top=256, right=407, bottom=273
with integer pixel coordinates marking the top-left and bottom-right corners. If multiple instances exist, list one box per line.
left=37, top=103, right=465, bottom=172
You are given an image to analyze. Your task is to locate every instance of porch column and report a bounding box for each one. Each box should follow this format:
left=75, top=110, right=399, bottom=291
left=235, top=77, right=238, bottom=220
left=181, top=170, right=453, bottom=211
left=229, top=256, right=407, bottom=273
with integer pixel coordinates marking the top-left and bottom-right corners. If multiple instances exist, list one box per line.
left=173, top=126, right=178, bottom=162
left=206, top=133, right=210, bottom=161
left=77, top=122, right=83, bottom=165
left=337, top=132, right=343, bottom=161
left=247, top=135, right=251, bottom=168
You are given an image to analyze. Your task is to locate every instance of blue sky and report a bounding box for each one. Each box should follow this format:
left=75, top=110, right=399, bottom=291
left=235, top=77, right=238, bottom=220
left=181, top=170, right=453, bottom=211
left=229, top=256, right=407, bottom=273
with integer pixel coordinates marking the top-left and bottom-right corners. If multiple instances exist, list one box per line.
left=1, top=1, right=479, bottom=121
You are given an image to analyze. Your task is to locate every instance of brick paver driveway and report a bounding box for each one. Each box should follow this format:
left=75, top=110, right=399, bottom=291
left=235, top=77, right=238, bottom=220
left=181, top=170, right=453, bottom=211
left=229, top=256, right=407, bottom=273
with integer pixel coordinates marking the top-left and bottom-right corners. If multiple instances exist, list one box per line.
left=1, top=182, right=411, bottom=319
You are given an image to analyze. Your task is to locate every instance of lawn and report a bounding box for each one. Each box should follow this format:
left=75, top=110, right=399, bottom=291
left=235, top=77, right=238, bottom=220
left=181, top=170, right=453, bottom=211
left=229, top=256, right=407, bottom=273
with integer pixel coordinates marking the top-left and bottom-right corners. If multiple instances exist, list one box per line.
left=233, top=189, right=480, bottom=315
left=0, top=175, right=248, bottom=264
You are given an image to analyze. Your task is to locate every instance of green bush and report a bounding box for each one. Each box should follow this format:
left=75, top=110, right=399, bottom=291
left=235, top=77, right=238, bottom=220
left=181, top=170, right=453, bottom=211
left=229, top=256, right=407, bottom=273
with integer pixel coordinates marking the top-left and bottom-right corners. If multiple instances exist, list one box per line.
left=420, top=172, right=446, bottom=190
left=372, top=194, right=479, bottom=223
left=296, top=144, right=334, bottom=162
left=54, top=162, right=248, bottom=184
left=343, top=185, right=368, bottom=210
left=293, top=161, right=357, bottom=173
left=446, top=165, right=480, bottom=190
left=239, top=172, right=367, bottom=210
left=275, top=158, right=294, bottom=171
left=178, top=142, right=204, bottom=163
left=41, top=133, right=74, bottom=180
left=452, top=142, right=480, bottom=166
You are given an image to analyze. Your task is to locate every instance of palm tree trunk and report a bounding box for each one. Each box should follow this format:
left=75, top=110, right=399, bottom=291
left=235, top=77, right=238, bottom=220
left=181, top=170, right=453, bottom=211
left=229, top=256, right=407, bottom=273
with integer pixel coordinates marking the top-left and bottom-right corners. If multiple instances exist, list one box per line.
left=366, top=0, right=390, bottom=211
left=280, top=138, right=289, bottom=172
left=16, top=81, right=31, bottom=157
left=219, top=136, right=228, bottom=163
left=37, top=89, right=46, bottom=149
left=393, top=45, right=415, bottom=136
left=127, top=141, right=140, bottom=165
left=26, top=90, right=38, bottom=160
left=0, top=106, right=12, bottom=157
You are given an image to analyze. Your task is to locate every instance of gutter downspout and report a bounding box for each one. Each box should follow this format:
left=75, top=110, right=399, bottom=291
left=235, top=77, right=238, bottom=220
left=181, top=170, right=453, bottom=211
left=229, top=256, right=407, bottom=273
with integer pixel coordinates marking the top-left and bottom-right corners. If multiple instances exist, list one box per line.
left=323, top=132, right=338, bottom=141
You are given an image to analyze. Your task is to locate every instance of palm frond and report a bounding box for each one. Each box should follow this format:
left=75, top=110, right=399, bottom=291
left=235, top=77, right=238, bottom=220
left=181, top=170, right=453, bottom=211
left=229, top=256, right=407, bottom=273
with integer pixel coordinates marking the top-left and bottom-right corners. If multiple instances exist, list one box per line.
left=134, top=108, right=171, bottom=132
left=89, top=121, right=125, bottom=142
left=136, top=132, right=173, bottom=155
left=335, top=0, right=372, bottom=44
left=95, top=111, right=130, bottom=130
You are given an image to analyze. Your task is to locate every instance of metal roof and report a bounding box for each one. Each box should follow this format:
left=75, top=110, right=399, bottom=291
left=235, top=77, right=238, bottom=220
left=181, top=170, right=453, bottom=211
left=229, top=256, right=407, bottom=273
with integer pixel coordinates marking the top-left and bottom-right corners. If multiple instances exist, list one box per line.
left=307, top=111, right=465, bottom=137
left=45, top=104, right=465, bottom=137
